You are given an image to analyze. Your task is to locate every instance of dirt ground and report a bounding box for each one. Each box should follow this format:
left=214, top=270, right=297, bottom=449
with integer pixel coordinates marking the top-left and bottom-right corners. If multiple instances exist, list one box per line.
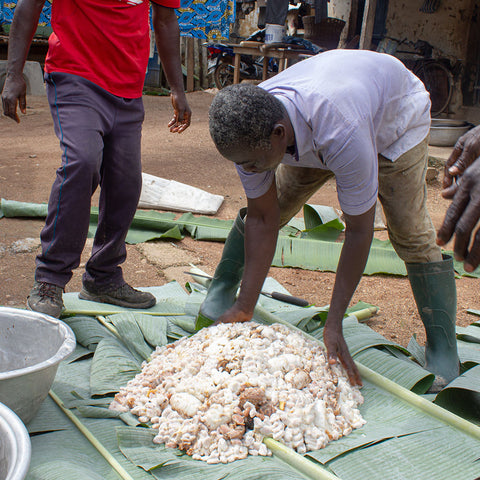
left=0, top=91, right=478, bottom=349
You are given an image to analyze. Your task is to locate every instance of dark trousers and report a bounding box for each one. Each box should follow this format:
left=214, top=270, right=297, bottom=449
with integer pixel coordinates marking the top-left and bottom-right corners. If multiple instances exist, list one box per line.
left=36, top=72, right=145, bottom=288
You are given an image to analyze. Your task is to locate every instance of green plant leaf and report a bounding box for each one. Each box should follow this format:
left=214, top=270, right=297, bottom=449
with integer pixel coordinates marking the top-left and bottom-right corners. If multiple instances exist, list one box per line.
left=117, top=425, right=316, bottom=480
left=90, top=337, right=141, bottom=396
left=107, top=313, right=154, bottom=361
left=303, top=204, right=344, bottom=229
left=125, top=225, right=184, bottom=244
left=434, top=365, right=480, bottom=424
left=456, top=325, right=480, bottom=343
left=300, top=223, right=343, bottom=242
left=272, top=236, right=408, bottom=276
left=177, top=212, right=233, bottom=240
left=327, top=427, right=480, bottom=480
left=63, top=316, right=115, bottom=350
left=354, top=348, right=434, bottom=394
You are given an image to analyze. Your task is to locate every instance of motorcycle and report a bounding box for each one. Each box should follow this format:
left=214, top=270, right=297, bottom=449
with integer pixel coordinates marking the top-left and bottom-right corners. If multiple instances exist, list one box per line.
left=203, top=30, right=278, bottom=90
left=203, top=30, right=322, bottom=89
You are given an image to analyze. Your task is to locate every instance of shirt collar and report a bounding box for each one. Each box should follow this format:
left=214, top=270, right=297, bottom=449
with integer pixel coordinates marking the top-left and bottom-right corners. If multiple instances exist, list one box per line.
left=285, top=143, right=298, bottom=161
left=275, top=93, right=313, bottom=160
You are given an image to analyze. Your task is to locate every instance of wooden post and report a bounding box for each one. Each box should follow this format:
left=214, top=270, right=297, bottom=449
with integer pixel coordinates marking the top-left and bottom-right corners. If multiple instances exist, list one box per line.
left=347, top=0, right=359, bottom=42
left=186, top=36, right=195, bottom=92
left=234, top=53, right=241, bottom=84
left=359, top=0, right=377, bottom=50
left=262, top=56, right=269, bottom=80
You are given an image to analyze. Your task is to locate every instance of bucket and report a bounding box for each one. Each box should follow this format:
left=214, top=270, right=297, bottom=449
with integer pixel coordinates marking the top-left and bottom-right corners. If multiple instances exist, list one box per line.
left=0, top=307, right=76, bottom=424
left=0, top=402, right=31, bottom=480
left=265, top=23, right=285, bottom=44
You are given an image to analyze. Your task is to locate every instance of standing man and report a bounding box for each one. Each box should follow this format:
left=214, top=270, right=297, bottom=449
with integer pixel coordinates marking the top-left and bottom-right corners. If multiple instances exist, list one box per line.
left=201, top=49, right=459, bottom=390
left=2, top=0, right=191, bottom=318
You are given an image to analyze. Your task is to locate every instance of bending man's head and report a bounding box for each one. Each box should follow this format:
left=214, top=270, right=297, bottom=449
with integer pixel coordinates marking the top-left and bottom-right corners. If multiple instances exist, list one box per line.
left=209, top=84, right=287, bottom=163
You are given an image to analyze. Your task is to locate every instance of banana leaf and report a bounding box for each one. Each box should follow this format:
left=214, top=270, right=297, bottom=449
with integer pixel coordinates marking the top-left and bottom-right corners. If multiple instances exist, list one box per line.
left=457, top=339, right=480, bottom=369
left=272, top=235, right=408, bottom=275
left=116, top=426, right=314, bottom=480
left=449, top=256, right=480, bottom=278
left=176, top=212, right=233, bottom=241
left=301, top=205, right=344, bottom=242
left=62, top=283, right=190, bottom=316
left=456, top=325, right=480, bottom=343
left=63, top=316, right=116, bottom=350
left=52, top=356, right=93, bottom=401
left=29, top=431, right=115, bottom=480
left=90, top=337, right=141, bottom=396
left=25, top=388, right=152, bottom=479
left=407, top=335, right=426, bottom=367
left=25, top=279, right=480, bottom=480
left=354, top=348, right=434, bottom=394
left=107, top=313, right=155, bottom=361
left=4, top=198, right=479, bottom=277
left=119, top=313, right=169, bottom=348
left=300, top=222, right=344, bottom=242
left=434, top=365, right=480, bottom=424
left=0, top=198, right=49, bottom=217
left=327, top=427, right=480, bottom=480
left=309, top=382, right=442, bottom=464
left=125, top=225, right=184, bottom=244
left=26, top=396, right=72, bottom=434
left=305, top=317, right=410, bottom=357
left=303, top=204, right=344, bottom=229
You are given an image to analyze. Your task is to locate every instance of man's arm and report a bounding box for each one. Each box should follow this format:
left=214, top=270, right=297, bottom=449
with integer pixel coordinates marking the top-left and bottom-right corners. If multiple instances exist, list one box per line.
left=442, top=125, right=480, bottom=195
left=323, top=204, right=376, bottom=387
left=1, top=0, right=46, bottom=123
left=437, top=125, right=480, bottom=272
left=151, top=4, right=191, bottom=133
left=217, top=181, right=280, bottom=323
left=437, top=160, right=480, bottom=271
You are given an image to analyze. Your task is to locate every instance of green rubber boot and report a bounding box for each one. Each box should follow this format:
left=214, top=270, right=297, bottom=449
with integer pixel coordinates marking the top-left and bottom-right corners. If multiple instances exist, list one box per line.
left=196, top=208, right=246, bottom=329
left=406, top=255, right=460, bottom=390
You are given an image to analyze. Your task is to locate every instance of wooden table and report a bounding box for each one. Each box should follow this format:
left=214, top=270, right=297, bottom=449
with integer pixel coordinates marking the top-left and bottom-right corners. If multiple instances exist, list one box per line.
left=232, top=41, right=315, bottom=84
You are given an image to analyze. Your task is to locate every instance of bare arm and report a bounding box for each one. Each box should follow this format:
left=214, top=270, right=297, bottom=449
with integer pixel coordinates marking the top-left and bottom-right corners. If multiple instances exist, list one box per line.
left=323, top=204, right=376, bottom=387
left=1, top=0, right=46, bottom=122
left=218, top=181, right=280, bottom=323
left=151, top=3, right=191, bottom=133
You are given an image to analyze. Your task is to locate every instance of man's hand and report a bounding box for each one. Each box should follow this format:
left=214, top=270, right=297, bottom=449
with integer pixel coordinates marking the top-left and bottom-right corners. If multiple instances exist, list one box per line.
left=437, top=160, right=480, bottom=272
left=323, top=321, right=362, bottom=387
left=442, top=125, right=480, bottom=197
left=168, top=92, right=191, bottom=133
left=1, top=72, right=27, bottom=123
left=213, top=305, right=253, bottom=326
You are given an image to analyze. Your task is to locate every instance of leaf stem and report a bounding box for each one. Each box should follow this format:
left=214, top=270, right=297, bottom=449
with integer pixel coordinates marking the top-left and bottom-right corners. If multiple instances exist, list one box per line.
left=49, top=390, right=136, bottom=480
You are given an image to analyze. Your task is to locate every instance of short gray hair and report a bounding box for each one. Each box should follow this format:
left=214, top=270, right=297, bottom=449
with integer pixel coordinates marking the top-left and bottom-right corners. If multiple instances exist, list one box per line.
left=209, top=83, right=285, bottom=157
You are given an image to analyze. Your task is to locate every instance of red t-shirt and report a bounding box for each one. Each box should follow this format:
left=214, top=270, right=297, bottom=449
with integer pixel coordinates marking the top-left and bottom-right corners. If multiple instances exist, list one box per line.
left=44, top=0, right=180, bottom=98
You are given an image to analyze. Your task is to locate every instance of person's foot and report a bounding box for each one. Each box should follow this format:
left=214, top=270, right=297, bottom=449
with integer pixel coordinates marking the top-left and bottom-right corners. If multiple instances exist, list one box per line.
left=78, top=282, right=156, bottom=309
left=27, top=281, right=65, bottom=318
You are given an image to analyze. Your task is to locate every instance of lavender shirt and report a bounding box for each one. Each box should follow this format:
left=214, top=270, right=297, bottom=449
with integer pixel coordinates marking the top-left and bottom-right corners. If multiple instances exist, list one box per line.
left=236, top=49, right=431, bottom=215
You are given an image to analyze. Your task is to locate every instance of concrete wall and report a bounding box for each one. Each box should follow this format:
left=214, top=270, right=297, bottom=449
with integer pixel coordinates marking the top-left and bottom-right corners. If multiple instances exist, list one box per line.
left=327, top=0, right=479, bottom=119
left=384, top=0, right=473, bottom=63
left=329, top=0, right=353, bottom=46
left=236, top=1, right=480, bottom=118
left=237, top=8, right=260, bottom=38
